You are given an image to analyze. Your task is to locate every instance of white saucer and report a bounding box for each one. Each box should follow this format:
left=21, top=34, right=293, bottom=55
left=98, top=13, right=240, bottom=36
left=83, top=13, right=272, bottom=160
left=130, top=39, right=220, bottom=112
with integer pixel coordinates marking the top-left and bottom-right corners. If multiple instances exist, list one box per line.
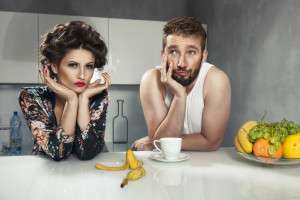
left=149, top=153, right=190, bottom=162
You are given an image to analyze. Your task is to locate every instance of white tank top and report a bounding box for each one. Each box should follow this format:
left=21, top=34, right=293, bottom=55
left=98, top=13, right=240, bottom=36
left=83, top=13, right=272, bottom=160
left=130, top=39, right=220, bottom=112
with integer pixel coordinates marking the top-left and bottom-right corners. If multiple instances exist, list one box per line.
left=156, top=62, right=213, bottom=135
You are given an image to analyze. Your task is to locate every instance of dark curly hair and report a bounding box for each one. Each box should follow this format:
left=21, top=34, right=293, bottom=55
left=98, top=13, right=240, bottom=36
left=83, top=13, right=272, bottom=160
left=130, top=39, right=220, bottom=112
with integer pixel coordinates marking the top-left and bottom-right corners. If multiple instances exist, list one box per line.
left=40, top=21, right=107, bottom=78
left=163, top=16, right=207, bottom=52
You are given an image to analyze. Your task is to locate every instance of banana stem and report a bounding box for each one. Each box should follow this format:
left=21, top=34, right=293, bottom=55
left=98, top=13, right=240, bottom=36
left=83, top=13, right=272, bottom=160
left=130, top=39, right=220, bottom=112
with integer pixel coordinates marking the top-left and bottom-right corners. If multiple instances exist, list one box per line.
left=120, top=178, right=128, bottom=188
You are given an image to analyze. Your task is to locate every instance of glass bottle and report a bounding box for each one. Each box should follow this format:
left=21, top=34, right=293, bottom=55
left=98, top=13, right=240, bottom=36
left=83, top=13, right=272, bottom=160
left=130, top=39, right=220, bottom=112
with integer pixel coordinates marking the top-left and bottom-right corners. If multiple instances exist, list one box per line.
left=113, top=100, right=128, bottom=144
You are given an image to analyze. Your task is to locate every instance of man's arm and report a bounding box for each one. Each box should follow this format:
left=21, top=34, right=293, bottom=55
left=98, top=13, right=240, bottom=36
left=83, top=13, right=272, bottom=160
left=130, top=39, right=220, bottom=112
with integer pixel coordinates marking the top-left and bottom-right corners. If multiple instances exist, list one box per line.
left=140, top=68, right=186, bottom=140
left=181, top=67, right=231, bottom=151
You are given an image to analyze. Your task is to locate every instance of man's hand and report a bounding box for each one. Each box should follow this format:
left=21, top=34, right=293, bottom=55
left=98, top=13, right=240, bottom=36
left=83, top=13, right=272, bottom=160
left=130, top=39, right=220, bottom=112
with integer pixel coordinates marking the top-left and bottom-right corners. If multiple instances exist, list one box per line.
left=161, top=54, right=186, bottom=97
left=131, top=136, right=155, bottom=151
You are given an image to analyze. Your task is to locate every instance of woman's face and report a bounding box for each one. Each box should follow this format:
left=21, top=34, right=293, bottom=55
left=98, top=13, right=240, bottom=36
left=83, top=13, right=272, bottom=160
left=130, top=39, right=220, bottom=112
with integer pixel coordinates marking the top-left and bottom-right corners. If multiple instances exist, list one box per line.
left=52, top=48, right=95, bottom=94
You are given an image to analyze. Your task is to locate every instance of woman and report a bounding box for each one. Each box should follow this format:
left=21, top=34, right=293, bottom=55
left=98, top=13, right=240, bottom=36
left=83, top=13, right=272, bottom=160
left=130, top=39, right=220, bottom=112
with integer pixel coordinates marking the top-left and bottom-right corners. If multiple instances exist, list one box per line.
left=19, top=21, right=111, bottom=161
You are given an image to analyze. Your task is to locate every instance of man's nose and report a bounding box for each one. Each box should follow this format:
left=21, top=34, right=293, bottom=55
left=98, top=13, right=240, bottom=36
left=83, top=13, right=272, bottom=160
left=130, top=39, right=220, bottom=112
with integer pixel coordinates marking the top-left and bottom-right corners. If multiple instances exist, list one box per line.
left=177, top=55, right=186, bottom=67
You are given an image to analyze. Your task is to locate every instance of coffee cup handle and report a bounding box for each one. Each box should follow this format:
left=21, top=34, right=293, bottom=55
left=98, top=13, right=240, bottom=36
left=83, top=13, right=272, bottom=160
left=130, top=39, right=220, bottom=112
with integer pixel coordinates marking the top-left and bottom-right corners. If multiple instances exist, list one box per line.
left=153, top=140, right=162, bottom=152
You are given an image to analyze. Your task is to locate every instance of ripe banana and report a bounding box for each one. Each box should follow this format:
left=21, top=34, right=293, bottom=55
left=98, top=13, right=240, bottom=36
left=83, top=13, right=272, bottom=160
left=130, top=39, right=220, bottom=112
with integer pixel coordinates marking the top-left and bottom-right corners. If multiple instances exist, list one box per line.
left=95, top=149, right=143, bottom=171
left=126, top=149, right=143, bottom=169
left=95, top=160, right=129, bottom=171
left=120, top=167, right=146, bottom=188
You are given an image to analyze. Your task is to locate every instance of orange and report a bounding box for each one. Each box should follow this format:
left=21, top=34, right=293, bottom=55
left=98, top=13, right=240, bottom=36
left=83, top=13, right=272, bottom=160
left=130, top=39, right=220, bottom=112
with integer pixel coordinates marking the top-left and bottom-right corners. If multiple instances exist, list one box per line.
left=253, top=138, right=283, bottom=158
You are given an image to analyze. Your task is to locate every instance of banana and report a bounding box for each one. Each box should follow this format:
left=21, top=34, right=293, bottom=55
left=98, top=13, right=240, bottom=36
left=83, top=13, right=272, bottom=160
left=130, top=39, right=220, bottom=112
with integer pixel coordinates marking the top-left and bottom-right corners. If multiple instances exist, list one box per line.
left=237, top=121, right=258, bottom=153
left=126, top=149, right=143, bottom=169
left=120, top=167, right=146, bottom=188
left=95, top=160, right=129, bottom=171
left=95, top=149, right=143, bottom=171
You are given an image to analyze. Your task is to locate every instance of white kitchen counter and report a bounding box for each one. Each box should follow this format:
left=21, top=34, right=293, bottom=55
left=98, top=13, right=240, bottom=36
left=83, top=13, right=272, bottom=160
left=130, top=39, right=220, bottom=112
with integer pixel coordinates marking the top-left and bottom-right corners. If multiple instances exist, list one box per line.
left=0, top=147, right=299, bottom=200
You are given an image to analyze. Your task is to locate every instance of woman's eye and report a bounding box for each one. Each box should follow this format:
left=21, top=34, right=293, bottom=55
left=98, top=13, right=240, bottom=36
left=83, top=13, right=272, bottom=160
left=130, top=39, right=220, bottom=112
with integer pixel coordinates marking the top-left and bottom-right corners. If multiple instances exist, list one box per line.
left=86, top=65, right=94, bottom=69
left=68, top=63, right=77, bottom=68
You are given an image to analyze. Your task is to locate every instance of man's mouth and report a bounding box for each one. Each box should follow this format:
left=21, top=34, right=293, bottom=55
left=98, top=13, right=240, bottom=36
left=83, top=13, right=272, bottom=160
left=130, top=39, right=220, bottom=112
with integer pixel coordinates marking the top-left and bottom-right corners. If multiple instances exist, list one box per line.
left=74, top=82, right=86, bottom=87
left=175, top=70, right=189, bottom=76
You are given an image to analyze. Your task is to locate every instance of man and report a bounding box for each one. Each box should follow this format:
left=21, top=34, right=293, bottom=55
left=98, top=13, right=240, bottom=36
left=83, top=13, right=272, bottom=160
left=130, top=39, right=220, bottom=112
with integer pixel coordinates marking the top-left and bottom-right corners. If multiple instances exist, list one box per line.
left=131, top=16, right=231, bottom=151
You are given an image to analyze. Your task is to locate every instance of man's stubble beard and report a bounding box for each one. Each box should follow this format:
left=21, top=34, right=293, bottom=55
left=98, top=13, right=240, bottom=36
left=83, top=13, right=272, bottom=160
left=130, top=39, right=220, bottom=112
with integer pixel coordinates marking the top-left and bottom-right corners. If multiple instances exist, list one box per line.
left=170, top=56, right=203, bottom=87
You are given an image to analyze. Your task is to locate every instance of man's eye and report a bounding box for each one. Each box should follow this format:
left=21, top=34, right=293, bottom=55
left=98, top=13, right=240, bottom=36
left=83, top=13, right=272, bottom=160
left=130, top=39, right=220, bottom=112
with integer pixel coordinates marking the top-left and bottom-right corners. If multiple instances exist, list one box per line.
left=169, top=50, right=178, bottom=55
left=188, top=51, right=196, bottom=55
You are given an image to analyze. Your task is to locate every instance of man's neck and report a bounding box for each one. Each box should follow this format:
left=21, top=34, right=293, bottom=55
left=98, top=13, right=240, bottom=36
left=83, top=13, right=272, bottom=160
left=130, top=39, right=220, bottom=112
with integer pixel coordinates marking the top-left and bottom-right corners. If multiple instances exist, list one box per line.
left=185, top=74, right=200, bottom=95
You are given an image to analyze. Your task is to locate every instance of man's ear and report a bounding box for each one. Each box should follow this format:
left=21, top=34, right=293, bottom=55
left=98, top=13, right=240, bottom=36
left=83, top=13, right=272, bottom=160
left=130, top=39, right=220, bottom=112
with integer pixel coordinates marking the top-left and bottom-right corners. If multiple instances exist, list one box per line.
left=202, top=50, right=208, bottom=64
left=51, top=64, right=58, bottom=74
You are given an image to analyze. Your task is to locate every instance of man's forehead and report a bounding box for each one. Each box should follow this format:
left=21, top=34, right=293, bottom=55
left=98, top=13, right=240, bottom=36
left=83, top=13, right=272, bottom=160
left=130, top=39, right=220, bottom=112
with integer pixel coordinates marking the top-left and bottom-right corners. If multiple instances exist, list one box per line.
left=165, top=34, right=202, bottom=49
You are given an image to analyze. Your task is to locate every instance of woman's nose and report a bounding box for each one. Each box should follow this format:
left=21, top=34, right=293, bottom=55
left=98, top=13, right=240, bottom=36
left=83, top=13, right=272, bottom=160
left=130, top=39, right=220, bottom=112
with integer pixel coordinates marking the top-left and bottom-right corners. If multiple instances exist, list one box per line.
left=79, top=69, right=85, bottom=80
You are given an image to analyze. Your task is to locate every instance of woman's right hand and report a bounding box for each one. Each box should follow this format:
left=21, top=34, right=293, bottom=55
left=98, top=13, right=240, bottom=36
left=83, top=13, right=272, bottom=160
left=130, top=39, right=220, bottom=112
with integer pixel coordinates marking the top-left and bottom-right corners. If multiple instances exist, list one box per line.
left=39, top=65, right=77, bottom=102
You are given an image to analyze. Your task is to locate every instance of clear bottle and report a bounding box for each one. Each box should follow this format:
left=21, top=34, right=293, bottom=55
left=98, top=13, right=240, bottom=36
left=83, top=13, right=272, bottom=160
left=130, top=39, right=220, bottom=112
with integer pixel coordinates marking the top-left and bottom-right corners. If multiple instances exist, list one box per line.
left=113, top=100, right=128, bottom=144
left=10, top=111, right=22, bottom=155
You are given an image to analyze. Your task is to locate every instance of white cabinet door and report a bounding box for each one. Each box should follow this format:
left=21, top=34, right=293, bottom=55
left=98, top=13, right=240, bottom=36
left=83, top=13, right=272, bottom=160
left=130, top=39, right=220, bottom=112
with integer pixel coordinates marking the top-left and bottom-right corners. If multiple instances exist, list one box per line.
left=108, top=18, right=165, bottom=84
left=0, top=11, right=38, bottom=83
left=38, top=14, right=109, bottom=84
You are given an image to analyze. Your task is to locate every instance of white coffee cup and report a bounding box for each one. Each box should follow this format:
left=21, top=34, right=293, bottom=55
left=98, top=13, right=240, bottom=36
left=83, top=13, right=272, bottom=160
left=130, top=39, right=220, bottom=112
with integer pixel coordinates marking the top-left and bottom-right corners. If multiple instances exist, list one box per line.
left=153, top=137, right=182, bottom=160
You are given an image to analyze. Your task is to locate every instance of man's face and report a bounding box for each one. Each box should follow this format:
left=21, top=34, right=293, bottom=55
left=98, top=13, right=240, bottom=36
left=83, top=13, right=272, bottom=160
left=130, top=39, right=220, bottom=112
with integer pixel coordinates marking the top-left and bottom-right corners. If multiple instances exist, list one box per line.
left=164, top=34, right=206, bottom=86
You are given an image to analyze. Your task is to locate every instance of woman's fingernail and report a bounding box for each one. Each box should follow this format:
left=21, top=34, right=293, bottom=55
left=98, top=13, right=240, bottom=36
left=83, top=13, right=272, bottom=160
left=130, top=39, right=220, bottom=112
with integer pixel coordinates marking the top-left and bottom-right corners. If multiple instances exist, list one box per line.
left=45, top=70, right=47, bottom=73
left=43, top=65, right=45, bottom=69
left=39, top=70, right=41, bottom=73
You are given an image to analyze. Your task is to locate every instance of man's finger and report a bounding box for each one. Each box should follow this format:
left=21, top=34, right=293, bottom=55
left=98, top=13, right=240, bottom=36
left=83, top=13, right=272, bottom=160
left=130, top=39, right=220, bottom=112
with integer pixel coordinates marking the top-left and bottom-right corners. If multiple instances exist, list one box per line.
left=161, top=54, right=167, bottom=79
left=167, top=61, right=173, bottom=78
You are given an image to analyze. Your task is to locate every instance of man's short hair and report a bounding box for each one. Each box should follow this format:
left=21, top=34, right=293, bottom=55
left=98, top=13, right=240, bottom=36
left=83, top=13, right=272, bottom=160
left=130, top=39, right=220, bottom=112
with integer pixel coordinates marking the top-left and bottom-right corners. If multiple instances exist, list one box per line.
left=163, top=16, right=207, bottom=52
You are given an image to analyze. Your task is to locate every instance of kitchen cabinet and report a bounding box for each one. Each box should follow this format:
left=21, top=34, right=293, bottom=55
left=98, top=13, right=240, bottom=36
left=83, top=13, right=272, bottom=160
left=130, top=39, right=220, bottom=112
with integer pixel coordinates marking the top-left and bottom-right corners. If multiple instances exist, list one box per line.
left=38, top=14, right=109, bottom=84
left=0, top=11, right=39, bottom=83
left=1, top=11, right=207, bottom=85
left=108, top=18, right=165, bottom=84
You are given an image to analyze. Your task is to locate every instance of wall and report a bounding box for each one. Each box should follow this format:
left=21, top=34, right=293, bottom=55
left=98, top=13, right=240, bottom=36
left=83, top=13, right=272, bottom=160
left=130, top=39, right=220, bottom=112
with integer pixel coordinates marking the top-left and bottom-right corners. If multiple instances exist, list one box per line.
left=200, top=0, right=300, bottom=146
left=0, top=0, right=210, bottom=147
left=2, top=0, right=299, bottom=148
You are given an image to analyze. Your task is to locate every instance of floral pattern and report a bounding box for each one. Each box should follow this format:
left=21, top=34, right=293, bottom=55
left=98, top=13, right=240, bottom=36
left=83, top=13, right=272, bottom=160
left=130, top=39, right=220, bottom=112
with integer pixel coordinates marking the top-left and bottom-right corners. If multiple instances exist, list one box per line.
left=18, top=86, right=109, bottom=161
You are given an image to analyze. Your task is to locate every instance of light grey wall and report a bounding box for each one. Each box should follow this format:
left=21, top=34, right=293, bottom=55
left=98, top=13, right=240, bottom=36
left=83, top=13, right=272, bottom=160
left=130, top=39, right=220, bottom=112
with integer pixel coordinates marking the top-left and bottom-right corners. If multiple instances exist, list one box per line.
left=200, top=0, right=300, bottom=146
left=1, top=0, right=299, bottom=148
left=0, top=0, right=203, bottom=21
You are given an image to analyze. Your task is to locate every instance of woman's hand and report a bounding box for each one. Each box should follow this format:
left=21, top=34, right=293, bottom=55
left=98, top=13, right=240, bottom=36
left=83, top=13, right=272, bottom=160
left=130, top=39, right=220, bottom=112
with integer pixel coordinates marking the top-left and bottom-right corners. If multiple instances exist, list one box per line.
left=80, top=73, right=111, bottom=100
left=39, top=65, right=77, bottom=102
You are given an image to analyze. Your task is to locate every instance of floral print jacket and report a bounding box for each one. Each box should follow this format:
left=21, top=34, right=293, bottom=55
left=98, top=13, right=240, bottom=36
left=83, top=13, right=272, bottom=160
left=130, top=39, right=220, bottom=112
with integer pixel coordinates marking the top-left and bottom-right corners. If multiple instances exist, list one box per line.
left=18, top=86, right=109, bottom=161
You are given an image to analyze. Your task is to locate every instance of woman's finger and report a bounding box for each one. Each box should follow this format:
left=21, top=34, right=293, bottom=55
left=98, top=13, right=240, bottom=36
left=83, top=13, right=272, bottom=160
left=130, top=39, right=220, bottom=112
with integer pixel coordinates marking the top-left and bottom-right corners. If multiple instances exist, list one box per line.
left=90, top=79, right=101, bottom=87
left=39, top=67, right=45, bottom=83
left=105, top=73, right=111, bottom=87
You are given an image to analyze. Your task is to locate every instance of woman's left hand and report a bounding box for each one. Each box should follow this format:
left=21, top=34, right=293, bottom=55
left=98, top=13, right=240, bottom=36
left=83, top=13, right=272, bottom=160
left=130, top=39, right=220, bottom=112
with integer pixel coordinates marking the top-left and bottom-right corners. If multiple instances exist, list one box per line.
left=80, top=73, right=111, bottom=99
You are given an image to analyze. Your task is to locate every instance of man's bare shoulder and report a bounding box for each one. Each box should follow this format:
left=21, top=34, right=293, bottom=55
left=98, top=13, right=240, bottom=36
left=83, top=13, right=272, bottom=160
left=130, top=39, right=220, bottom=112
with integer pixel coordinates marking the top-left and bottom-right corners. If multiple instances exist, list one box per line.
left=141, top=68, right=160, bottom=83
left=141, top=68, right=165, bottom=93
left=203, top=65, right=231, bottom=98
left=206, top=66, right=230, bottom=87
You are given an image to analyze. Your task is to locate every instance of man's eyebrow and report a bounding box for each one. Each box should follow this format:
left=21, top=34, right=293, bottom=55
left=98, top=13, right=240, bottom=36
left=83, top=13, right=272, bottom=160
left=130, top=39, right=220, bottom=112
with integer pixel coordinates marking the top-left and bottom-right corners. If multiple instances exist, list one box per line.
left=166, top=45, right=178, bottom=49
left=187, top=45, right=200, bottom=51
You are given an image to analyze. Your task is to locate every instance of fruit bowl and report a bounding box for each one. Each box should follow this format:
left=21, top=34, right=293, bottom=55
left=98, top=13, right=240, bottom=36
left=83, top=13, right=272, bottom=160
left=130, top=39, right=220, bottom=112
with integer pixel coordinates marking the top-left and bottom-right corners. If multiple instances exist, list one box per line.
left=235, top=148, right=300, bottom=165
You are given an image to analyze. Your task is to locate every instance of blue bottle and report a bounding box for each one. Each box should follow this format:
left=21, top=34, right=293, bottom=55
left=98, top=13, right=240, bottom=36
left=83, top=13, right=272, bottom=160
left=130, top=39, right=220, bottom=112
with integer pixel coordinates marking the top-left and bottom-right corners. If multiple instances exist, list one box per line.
left=10, top=111, right=22, bottom=155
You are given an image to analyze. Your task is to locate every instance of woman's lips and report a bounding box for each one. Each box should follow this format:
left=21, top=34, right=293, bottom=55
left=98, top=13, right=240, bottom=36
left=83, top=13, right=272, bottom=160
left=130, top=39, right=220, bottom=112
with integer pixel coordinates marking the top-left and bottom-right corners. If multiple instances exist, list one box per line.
left=74, top=82, right=86, bottom=87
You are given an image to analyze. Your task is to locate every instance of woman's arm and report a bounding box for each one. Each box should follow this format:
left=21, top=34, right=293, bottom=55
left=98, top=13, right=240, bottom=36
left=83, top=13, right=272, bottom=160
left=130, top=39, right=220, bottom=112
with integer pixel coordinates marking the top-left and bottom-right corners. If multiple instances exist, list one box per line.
left=18, top=88, right=75, bottom=161
left=75, top=73, right=111, bottom=160
left=75, top=90, right=109, bottom=160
